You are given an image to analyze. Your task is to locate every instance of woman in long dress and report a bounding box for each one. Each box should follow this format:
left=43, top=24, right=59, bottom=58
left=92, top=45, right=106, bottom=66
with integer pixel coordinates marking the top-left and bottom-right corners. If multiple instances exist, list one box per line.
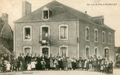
left=67, top=57, right=72, bottom=70
left=49, top=56, right=54, bottom=70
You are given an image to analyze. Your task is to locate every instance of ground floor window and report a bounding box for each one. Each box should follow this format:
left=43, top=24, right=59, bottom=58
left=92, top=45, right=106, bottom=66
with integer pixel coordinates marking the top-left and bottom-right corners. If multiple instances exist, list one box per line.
left=23, top=46, right=32, bottom=56
left=85, top=45, right=90, bottom=58
left=40, top=46, right=50, bottom=57
left=94, top=47, right=98, bottom=56
left=59, top=45, right=68, bottom=57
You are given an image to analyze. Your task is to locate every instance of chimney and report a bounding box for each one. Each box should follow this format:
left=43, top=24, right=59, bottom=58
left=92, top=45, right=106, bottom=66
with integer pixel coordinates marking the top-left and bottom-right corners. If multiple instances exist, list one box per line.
left=2, top=13, right=8, bottom=23
left=22, top=1, right=31, bottom=17
left=85, top=11, right=87, bottom=14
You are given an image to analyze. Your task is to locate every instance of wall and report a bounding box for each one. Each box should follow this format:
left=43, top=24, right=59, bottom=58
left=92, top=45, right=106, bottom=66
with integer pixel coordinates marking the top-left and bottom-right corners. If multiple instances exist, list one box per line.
left=14, top=20, right=77, bottom=57
left=79, top=19, right=115, bottom=61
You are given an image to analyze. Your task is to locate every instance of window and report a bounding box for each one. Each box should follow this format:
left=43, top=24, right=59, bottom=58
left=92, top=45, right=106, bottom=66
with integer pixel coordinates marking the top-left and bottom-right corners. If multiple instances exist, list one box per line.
left=85, top=26, right=90, bottom=41
left=23, top=26, right=32, bottom=41
left=59, top=45, right=68, bottom=57
left=59, top=24, right=68, bottom=40
left=23, top=46, right=32, bottom=56
left=94, top=28, right=98, bottom=42
left=94, top=47, right=98, bottom=56
left=43, top=10, right=48, bottom=19
left=42, top=7, right=52, bottom=20
left=108, top=33, right=112, bottom=44
left=102, top=31, right=106, bottom=43
left=40, top=25, right=50, bottom=41
left=85, top=46, right=90, bottom=58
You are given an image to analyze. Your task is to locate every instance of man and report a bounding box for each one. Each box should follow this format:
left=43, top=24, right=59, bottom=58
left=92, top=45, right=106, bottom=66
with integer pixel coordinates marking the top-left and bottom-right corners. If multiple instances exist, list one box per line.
left=18, top=53, right=22, bottom=62
left=21, top=53, right=25, bottom=71
left=92, top=55, right=98, bottom=71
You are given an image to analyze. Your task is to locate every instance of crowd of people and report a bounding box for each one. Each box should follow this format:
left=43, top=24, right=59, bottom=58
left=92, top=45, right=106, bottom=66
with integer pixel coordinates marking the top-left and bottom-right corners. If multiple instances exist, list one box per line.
left=0, top=53, right=113, bottom=74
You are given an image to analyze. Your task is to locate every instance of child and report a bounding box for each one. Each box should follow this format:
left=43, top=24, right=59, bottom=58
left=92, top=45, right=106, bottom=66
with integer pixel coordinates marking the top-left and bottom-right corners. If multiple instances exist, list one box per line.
left=31, top=59, right=36, bottom=70
left=6, top=61, right=11, bottom=72
left=27, top=62, right=32, bottom=71
left=100, top=57, right=105, bottom=73
left=54, top=58, right=59, bottom=70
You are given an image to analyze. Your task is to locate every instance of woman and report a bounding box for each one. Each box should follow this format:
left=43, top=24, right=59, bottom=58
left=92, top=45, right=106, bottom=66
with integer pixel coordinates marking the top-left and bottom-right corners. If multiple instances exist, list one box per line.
left=78, top=57, right=82, bottom=70
left=58, top=56, right=63, bottom=70
left=49, top=55, right=54, bottom=70
left=89, top=56, right=93, bottom=71
left=36, top=54, right=41, bottom=70
left=54, top=58, right=59, bottom=70
left=67, top=57, right=72, bottom=70
left=100, top=57, right=105, bottom=73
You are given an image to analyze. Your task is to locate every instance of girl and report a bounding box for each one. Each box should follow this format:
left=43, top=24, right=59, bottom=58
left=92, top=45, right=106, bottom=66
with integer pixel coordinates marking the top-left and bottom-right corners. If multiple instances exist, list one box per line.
left=6, top=61, right=11, bottom=72
left=27, top=62, right=32, bottom=71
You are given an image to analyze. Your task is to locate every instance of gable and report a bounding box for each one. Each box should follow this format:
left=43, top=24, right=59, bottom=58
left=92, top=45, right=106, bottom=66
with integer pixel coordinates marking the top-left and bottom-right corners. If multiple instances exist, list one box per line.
left=14, top=1, right=90, bottom=23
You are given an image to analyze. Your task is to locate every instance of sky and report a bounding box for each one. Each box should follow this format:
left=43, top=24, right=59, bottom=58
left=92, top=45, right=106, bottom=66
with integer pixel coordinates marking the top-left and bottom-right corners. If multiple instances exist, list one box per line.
left=0, top=0, right=120, bottom=46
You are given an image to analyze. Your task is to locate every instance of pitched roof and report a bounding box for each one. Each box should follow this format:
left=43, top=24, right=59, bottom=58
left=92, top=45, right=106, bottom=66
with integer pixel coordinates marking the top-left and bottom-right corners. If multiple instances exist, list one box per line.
left=14, top=1, right=91, bottom=23
left=14, top=1, right=114, bottom=30
left=0, top=17, right=4, bottom=33
left=0, top=44, right=11, bottom=54
left=0, top=17, right=13, bottom=39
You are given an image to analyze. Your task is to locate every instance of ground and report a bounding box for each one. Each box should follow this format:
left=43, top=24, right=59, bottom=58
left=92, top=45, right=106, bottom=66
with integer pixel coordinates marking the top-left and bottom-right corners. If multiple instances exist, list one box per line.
left=0, top=69, right=120, bottom=75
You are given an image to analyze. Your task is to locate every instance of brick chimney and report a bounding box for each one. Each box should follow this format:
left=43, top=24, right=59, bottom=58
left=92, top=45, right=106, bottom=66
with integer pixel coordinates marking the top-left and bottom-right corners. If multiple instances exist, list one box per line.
left=22, top=1, right=32, bottom=17
left=2, top=13, right=8, bottom=23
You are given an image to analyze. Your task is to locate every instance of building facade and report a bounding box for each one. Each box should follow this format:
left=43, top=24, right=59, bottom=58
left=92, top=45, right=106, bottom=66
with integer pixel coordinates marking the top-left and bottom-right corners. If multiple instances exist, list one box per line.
left=14, top=1, right=115, bottom=61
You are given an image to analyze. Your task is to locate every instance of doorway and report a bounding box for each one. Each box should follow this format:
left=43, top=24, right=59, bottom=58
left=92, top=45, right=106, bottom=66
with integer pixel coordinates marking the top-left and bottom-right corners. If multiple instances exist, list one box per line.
left=105, top=48, right=109, bottom=59
left=42, top=48, right=49, bottom=57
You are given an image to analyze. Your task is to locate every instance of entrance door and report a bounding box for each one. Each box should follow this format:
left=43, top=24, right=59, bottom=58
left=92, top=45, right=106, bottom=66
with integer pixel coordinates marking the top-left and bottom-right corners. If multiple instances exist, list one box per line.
left=105, top=48, right=109, bottom=59
left=42, top=48, right=49, bottom=57
left=60, top=47, right=67, bottom=57
left=24, top=48, right=30, bottom=56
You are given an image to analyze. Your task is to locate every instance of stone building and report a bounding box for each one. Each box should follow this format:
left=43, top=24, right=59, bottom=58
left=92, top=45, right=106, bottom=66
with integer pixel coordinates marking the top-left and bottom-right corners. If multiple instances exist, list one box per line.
left=14, top=1, right=115, bottom=61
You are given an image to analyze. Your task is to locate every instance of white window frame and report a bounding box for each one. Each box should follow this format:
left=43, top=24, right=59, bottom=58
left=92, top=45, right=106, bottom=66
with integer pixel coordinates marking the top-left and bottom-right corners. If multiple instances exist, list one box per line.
left=23, top=26, right=32, bottom=41
left=94, top=46, right=99, bottom=56
left=40, top=46, right=50, bottom=57
left=108, top=32, right=112, bottom=44
left=59, top=45, right=68, bottom=57
left=102, top=31, right=106, bottom=43
left=85, top=45, right=90, bottom=58
left=85, top=26, right=90, bottom=41
left=94, top=28, right=98, bottom=42
left=23, top=46, right=32, bottom=55
left=59, top=24, right=68, bottom=40
left=40, top=25, right=50, bottom=41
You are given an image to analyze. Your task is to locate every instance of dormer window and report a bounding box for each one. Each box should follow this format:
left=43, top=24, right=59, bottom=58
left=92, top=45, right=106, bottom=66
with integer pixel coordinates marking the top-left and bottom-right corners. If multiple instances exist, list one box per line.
left=43, top=10, right=48, bottom=19
left=42, top=7, right=52, bottom=20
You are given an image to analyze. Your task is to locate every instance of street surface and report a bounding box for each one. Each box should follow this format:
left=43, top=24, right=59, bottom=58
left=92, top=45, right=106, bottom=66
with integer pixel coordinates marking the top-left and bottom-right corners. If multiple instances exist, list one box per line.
left=0, top=69, right=120, bottom=75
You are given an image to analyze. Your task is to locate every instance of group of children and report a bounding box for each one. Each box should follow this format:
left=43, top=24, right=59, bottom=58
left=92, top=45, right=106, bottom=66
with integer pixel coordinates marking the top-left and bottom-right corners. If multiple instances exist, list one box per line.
left=0, top=53, right=113, bottom=74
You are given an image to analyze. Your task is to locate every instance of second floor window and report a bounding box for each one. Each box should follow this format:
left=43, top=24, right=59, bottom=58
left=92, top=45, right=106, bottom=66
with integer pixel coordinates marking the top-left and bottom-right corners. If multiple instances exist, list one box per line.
left=25, top=28, right=30, bottom=39
left=23, top=26, right=32, bottom=41
left=59, top=24, right=68, bottom=40
left=94, top=29, right=98, bottom=42
left=102, top=31, right=106, bottom=43
left=85, top=26, right=90, bottom=41
left=108, top=33, right=112, bottom=44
